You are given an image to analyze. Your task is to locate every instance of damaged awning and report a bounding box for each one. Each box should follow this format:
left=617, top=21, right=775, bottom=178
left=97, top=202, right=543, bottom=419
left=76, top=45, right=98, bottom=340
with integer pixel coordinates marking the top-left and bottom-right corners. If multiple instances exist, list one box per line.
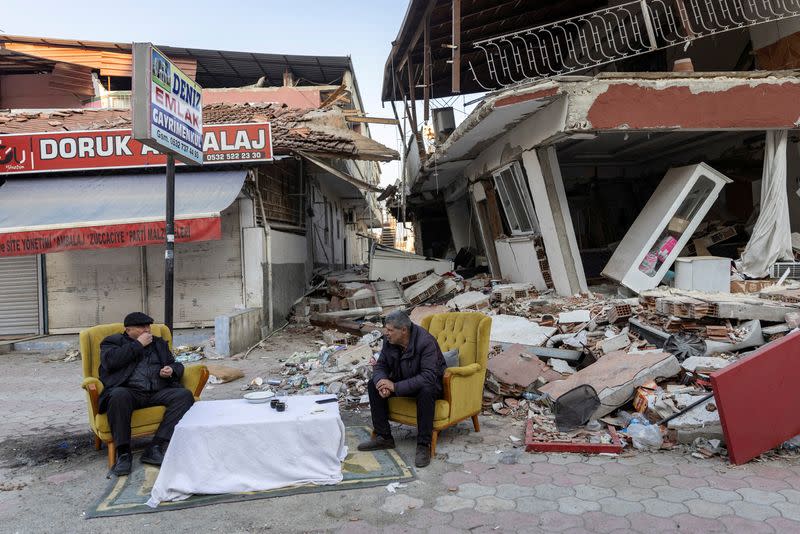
left=297, top=150, right=383, bottom=193
left=0, top=170, right=246, bottom=257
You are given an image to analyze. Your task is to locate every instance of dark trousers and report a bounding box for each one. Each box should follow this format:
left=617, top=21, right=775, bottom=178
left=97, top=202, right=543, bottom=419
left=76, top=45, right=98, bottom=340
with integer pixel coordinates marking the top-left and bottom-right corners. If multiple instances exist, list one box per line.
left=105, top=386, right=194, bottom=448
left=367, top=379, right=440, bottom=446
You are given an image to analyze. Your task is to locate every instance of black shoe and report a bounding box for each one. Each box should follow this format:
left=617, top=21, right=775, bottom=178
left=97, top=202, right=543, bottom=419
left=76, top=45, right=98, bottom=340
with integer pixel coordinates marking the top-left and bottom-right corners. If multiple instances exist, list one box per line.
left=415, top=444, right=431, bottom=468
left=112, top=452, right=132, bottom=476
left=141, top=444, right=165, bottom=466
left=357, top=434, right=395, bottom=451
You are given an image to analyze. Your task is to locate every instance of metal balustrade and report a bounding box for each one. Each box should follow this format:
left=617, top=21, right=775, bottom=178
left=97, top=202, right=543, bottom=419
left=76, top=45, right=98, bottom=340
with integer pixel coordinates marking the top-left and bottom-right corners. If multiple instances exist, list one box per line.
left=469, top=0, right=800, bottom=90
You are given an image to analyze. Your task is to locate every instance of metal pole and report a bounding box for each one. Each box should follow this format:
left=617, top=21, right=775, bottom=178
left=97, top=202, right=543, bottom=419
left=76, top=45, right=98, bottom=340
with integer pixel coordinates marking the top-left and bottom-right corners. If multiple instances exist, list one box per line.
left=655, top=391, right=715, bottom=426
left=165, top=154, right=175, bottom=332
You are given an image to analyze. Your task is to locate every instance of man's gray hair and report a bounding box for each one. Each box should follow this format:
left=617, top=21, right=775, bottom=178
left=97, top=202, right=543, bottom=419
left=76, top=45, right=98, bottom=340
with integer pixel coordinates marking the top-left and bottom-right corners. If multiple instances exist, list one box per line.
left=385, top=310, right=412, bottom=331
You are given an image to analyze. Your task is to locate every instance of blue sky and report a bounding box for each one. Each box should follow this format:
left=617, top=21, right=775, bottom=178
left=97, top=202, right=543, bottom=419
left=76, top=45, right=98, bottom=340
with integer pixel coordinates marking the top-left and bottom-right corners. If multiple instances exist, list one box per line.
left=2, top=0, right=411, bottom=184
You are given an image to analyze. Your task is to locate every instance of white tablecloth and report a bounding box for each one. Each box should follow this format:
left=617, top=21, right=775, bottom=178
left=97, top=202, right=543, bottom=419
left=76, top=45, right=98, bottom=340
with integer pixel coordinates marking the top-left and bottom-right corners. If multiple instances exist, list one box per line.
left=147, top=395, right=347, bottom=507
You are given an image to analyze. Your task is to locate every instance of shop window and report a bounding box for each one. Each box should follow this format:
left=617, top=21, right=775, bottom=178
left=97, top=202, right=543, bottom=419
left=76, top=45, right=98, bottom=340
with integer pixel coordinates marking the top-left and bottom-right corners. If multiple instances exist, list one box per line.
left=492, top=162, right=539, bottom=235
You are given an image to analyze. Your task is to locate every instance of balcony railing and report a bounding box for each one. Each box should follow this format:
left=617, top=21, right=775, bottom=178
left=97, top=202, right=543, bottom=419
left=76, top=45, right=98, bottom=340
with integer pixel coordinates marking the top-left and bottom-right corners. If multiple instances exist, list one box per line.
left=469, top=0, right=800, bottom=90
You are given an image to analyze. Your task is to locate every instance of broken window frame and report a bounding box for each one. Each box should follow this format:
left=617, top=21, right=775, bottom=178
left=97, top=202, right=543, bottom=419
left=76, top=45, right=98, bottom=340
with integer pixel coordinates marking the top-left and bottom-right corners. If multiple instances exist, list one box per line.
left=492, top=161, right=540, bottom=235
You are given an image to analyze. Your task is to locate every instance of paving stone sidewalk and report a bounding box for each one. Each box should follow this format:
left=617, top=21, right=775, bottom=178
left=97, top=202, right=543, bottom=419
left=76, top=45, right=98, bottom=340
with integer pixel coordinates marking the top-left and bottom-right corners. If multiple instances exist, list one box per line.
left=2, top=335, right=800, bottom=533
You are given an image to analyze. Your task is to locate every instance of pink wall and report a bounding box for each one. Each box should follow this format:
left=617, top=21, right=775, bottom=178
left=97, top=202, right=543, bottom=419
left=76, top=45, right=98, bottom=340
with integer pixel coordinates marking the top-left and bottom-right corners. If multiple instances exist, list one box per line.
left=202, top=86, right=322, bottom=108
left=0, top=74, right=84, bottom=109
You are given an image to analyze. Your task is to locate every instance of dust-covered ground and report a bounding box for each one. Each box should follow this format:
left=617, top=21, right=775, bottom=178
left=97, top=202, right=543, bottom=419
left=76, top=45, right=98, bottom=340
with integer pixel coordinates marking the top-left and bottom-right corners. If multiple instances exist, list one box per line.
left=2, top=327, right=800, bottom=534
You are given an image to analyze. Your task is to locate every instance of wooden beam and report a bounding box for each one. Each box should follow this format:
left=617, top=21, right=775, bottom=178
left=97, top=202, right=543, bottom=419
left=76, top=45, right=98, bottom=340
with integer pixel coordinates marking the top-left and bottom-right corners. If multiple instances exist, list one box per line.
left=394, top=0, right=438, bottom=75
left=320, top=84, right=348, bottom=108
left=452, top=0, right=461, bottom=94
left=345, top=116, right=400, bottom=125
left=423, top=13, right=431, bottom=122
left=407, top=56, right=418, bottom=134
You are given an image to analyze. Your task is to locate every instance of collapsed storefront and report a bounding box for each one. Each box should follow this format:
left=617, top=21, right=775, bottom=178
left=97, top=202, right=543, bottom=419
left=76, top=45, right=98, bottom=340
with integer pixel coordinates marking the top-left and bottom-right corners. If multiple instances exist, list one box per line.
left=396, top=72, right=800, bottom=296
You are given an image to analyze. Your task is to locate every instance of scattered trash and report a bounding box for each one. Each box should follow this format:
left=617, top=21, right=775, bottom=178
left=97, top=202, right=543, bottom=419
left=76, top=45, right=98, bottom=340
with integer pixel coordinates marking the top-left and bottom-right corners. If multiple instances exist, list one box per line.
left=205, top=364, right=245, bottom=385
left=385, top=482, right=407, bottom=493
left=626, top=422, right=663, bottom=451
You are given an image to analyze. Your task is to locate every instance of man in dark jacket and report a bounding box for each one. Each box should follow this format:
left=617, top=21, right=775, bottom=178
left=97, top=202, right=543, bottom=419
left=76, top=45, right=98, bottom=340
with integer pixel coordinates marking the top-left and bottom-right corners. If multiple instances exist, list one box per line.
left=99, top=312, right=194, bottom=476
left=357, top=310, right=446, bottom=468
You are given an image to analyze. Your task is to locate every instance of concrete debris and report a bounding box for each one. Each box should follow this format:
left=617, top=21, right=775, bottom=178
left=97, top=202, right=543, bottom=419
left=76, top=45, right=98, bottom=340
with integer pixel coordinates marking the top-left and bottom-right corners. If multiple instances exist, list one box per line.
left=548, top=358, right=575, bottom=375
left=666, top=394, right=724, bottom=444
left=404, top=273, right=446, bottom=306
left=558, top=310, right=591, bottom=323
left=599, top=330, right=631, bottom=354
left=409, top=305, right=450, bottom=325
left=681, top=356, right=732, bottom=373
left=446, top=291, right=491, bottom=311
left=289, top=247, right=796, bottom=459
left=489, top=315, right=557, bottom=348
left=539, top=351, right=682, bottom=420
left=486, top=344, right=564, bottom=396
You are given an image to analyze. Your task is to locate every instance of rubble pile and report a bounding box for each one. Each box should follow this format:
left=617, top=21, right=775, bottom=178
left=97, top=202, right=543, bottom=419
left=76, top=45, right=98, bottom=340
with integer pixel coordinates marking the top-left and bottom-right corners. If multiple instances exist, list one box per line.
left=280, top=249, right=800, bottom=462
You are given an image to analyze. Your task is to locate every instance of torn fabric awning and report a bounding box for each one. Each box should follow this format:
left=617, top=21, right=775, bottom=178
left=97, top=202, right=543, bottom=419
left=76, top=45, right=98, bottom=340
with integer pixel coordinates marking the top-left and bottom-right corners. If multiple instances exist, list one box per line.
left=0, top=170, right=246, bottom=257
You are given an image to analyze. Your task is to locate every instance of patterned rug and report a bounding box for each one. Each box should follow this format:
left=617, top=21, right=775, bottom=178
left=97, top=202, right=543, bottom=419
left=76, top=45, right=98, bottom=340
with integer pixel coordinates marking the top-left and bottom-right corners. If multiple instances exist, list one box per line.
left=86, top=426, right=414, bottom=518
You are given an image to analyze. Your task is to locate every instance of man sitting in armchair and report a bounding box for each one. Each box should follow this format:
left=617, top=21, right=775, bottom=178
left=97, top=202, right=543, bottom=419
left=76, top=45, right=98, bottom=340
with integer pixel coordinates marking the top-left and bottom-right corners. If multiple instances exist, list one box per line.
left=357, top=310, right=446, bottom=468
left=99, top=312, right=194, bottom=476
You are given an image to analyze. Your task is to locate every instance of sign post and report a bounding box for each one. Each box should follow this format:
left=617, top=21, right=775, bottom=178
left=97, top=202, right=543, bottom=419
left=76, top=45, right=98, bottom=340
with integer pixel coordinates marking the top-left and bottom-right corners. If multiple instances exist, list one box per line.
left=132, top=42, right=203, bottom=332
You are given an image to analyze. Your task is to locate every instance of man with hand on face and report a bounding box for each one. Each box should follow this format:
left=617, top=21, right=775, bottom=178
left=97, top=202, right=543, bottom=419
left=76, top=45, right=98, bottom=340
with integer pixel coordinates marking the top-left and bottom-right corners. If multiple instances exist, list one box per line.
left=99, top=312, right=194, bottom=476
left=357, top=310, right=446, bottom=468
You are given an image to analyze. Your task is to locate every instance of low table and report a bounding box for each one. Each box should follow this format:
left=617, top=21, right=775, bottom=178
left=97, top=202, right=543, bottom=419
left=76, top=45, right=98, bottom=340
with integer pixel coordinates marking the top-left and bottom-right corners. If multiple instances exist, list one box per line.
left=147, top=395, right=347, bottom=507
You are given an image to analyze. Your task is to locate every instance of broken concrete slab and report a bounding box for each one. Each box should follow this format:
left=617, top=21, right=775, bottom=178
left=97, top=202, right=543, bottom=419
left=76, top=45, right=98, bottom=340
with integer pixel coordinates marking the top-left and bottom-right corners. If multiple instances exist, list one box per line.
left=447, top=291, right=490, bottom=311
left=524, top=346, right=583, bottom=362
left=399, top=269, right=433, bottom=287
left=312, top=307, right=383, bottom=320
left=309, top=317, right=377, bottom=337
left=628, top=317, right=670, bottom=347
left=491, top=283, right=538, bottom=301
left=548, top=358, right=575, bottom=375
left=435, top=277, right=459, bottom=299
left=667, top=394, right=724, bottom=444
left=372, top=281, right=407, bottom=307
left=486, top=344, right=564, bottom=391
left=346, top=288, right=377, bottom=310
left=600, top=331, right=631, bottom=354
left=403, top=273, right=445, bottom=306
left=489, top=314, right=557, bottom=348
left=558, top=310, right=591, bottom=323
left=704, top=320, right=764, bottom=355
left=681, top=356, right=732, bottom=374
left=408, top=305, right=449, bottom=325
left=712, top=300, right=797, bottom=322
left=328, top=344, right=373, bottom=372
left=539, top=350, right=682, bottom=419
left=369, top=245, right=453, bottom=281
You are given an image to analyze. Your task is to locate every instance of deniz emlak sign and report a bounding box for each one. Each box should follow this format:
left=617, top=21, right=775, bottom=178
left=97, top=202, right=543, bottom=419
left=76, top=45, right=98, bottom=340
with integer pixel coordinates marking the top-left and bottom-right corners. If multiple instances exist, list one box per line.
left=0, top=123, right=272, bottom=175
left=132, top=42, right=203, bottom=164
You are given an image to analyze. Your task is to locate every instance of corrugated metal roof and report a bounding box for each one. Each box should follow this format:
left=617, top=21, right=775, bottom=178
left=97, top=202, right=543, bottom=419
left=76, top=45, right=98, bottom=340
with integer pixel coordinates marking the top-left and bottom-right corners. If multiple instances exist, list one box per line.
left=0, top=35, right=352, bottom=88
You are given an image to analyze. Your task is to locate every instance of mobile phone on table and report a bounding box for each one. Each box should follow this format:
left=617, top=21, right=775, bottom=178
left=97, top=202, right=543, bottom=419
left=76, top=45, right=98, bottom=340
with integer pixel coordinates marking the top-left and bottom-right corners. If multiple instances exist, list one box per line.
left=315, top=397, right=338, bottom=404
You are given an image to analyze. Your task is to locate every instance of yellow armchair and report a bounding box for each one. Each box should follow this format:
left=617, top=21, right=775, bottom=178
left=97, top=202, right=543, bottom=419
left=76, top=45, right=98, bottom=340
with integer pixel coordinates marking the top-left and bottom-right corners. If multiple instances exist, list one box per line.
left=79, top=323, right=209, bottom=467
left=387, top=312, right=492, bottom=455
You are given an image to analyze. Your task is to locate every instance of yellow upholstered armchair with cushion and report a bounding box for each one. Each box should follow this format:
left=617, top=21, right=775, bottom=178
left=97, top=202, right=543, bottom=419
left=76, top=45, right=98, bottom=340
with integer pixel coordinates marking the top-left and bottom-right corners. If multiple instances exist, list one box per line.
left=387, top=311, right=491, bottom=455
left=79, top=323, right=209, bottom=467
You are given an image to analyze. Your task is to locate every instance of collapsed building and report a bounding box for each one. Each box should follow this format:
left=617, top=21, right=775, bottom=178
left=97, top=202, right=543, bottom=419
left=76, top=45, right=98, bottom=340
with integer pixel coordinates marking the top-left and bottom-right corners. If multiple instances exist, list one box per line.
left=380, top=0, right=800, bottom=296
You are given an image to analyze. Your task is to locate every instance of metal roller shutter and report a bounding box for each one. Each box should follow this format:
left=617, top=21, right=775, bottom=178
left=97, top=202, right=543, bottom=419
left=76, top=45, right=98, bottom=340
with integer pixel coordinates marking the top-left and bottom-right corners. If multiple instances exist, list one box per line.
left=0, top=255, right=41, bottom=335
